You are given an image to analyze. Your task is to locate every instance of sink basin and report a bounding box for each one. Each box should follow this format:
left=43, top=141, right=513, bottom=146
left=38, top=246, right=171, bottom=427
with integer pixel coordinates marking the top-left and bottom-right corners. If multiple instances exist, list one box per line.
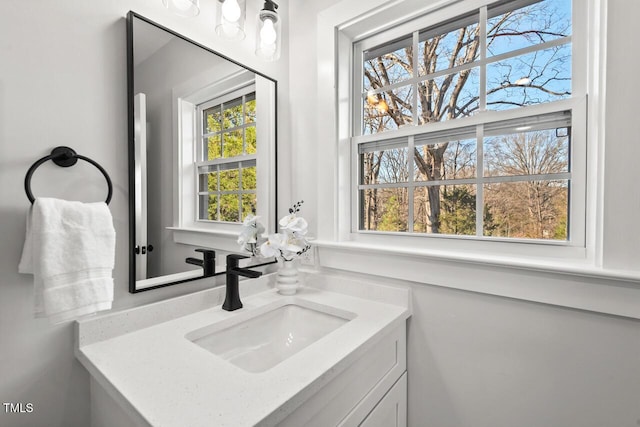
left=186, top=301, right=354, bottom=373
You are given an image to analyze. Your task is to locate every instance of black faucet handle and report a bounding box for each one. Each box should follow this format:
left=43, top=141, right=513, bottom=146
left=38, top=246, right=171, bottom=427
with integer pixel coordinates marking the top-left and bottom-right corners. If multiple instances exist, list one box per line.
left=185, top=257, right=203, bottom=266
left=186, top=249, right=216, bottom=277
left=195, top=248, right=216, bottom=260
left=226, top=253, right=250, bottom=268
left=236, top=269, right=262, bottom=279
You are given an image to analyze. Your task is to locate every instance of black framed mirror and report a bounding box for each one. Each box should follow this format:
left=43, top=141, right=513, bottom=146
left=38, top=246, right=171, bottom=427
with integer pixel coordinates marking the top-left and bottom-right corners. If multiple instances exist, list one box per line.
left=127, top=12, right=278, bottom=293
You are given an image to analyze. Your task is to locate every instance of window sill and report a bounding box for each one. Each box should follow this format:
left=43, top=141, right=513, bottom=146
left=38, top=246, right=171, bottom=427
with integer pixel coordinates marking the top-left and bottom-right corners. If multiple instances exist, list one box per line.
left=312, top=239, right=640, bottom=319
left=314, top=239, right=640, bottom=282
left=168, top=227, right=241, bottom=253
left=135, top=269, right=204, bottom=291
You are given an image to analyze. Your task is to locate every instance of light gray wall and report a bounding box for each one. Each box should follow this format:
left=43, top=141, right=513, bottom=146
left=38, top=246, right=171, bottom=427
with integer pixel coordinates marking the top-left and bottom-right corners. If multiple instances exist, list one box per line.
left=0, top=1, right=289, bottom=426
left=289, top=0, right=640, bottom=426
left=406, top=282, right=640, bottom=427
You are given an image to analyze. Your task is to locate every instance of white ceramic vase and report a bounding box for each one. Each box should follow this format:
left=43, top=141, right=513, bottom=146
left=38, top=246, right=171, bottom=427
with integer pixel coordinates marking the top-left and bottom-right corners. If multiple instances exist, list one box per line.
left=276, top=259, right=299, bottom=295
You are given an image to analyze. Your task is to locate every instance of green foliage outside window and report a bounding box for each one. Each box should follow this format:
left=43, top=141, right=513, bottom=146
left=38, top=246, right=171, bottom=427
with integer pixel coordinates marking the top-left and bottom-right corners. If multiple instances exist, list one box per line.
left=200, top=94, right=257, bottom=222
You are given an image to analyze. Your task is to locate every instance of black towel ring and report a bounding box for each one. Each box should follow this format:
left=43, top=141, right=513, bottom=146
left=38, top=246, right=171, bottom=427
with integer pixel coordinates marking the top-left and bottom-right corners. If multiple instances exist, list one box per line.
left=24, top=146, right=113, bottom=205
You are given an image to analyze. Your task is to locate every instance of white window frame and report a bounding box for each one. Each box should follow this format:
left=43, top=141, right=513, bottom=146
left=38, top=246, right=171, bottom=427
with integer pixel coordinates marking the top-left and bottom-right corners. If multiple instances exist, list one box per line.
left=346, top=0, right=589, bottom=256
left=168, top=69, right=277, bottom=251
left=310, top=0, right=600, bottom=263
left=312, top=0, right=640, bottom=319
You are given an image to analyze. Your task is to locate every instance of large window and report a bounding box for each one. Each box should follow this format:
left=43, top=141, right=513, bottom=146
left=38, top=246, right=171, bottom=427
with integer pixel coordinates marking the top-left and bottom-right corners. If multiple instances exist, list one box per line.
left=353, top=0, right=582, bottom=242
left=196, top=88, right=257, bottom=223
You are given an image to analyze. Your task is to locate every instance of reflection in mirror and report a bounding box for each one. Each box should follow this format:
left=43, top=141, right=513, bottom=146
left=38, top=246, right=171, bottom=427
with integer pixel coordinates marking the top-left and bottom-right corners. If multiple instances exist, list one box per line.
left=127, top=12, right=277, bottom=293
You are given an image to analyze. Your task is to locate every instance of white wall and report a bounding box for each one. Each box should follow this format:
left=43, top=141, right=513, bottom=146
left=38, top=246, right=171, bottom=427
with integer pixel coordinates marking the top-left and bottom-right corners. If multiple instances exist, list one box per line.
left=602, top=0, right=640, bottom=269
left=289, top=0, right=640, bottom=426
left=0, top=1, right=289, bottom=426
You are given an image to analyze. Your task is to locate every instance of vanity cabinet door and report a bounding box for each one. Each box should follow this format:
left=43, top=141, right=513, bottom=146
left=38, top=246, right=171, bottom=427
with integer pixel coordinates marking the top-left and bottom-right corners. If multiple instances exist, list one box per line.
left=360, top=372, right=407, bottom=427
left=279, top=324, right=406, bottom=427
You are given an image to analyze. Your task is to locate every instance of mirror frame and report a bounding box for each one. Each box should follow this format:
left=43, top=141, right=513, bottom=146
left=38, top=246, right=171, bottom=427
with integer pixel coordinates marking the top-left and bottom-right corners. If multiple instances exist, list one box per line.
left=126, top=11, right=278, bottom=293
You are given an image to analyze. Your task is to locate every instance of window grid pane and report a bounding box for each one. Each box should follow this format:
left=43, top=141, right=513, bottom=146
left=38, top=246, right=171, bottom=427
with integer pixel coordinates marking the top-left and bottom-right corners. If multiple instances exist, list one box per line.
left=417, top=12, right=479, bottom=76
left=358, top=112, right=571, bottom=241
left=413, top=184, right=477, bottom=236
left=483, top=179, right=569, bottom=240
left=487, top=0, right=572, bottom=58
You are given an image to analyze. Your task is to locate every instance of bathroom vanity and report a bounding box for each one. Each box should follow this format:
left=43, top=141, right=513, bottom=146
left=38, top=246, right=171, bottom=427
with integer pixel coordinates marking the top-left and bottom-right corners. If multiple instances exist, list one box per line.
left=75, top=271, right=411, bottom=427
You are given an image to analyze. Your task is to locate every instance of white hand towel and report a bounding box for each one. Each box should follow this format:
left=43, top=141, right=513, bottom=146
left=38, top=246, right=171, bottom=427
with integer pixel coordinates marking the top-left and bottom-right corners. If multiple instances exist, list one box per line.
left=19, top=198, right=115, bottom=323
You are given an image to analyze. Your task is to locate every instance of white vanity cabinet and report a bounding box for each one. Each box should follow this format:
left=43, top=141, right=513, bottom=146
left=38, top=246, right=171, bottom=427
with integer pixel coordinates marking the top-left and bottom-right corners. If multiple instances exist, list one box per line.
left=278, top=323, right=407, bottom=427
left=89, top=323, right=408, bottom=427
left=76, top=273, right=411, bottom=427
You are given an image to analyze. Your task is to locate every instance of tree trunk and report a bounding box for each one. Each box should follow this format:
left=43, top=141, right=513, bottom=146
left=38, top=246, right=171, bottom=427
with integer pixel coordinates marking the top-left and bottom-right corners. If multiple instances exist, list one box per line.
left=414, top=144, right=446, bottom=233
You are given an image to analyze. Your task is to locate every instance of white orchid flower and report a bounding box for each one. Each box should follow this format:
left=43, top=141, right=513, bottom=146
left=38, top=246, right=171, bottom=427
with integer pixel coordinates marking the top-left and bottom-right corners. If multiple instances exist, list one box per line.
left=260, top=233, right=284, bottom=258
left=237, top=227, right=256, bottom=245
left=243, top=214, right=261, bottom=227
left=279, top=214, right=308, bottom=235
left=254, top=201, right=311, bottom=261
left=238, top=214, right=266, bottom=255
left=260, top=233, right=303, bottom=259
left=281, top=235, right=303, bottom=256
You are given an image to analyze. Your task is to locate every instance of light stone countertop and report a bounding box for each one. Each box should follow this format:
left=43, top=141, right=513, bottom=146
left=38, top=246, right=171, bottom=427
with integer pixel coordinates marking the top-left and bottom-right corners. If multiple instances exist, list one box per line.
left=75, top=270, right=411, bottom=427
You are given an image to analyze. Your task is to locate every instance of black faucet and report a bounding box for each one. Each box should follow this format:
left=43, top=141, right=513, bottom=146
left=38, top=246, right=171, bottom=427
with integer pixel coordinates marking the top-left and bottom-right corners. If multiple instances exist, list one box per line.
left=222, top=254, right=263, bottom=311
left=185, top=249, right=216, bottom=277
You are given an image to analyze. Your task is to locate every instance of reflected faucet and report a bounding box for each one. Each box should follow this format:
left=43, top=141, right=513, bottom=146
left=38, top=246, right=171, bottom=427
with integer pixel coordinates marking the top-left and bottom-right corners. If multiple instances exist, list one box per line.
left=185, top=249, right=216, bottom=277
left=223, top=254, right=263, bottom=311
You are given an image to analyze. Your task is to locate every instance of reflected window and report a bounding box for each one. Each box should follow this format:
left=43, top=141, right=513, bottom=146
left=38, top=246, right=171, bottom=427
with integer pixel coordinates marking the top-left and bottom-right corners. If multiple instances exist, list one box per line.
left=196, top=89, right=257, bottom=222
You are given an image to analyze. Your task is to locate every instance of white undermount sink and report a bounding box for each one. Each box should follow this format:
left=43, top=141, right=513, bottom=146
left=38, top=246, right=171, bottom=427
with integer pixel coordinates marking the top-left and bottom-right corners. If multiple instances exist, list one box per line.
left=186, top=300, right=355, bottom=373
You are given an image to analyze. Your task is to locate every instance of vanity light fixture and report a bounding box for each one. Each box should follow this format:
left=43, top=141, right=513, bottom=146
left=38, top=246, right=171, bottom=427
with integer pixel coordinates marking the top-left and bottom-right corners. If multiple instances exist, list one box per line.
left=215, top=0, right=247, bottom=41
left=162, top=0, right=281, bottom=61
left=162, top=0, right=200, bottom=17
left=255, top=0, right=281, bottom=62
